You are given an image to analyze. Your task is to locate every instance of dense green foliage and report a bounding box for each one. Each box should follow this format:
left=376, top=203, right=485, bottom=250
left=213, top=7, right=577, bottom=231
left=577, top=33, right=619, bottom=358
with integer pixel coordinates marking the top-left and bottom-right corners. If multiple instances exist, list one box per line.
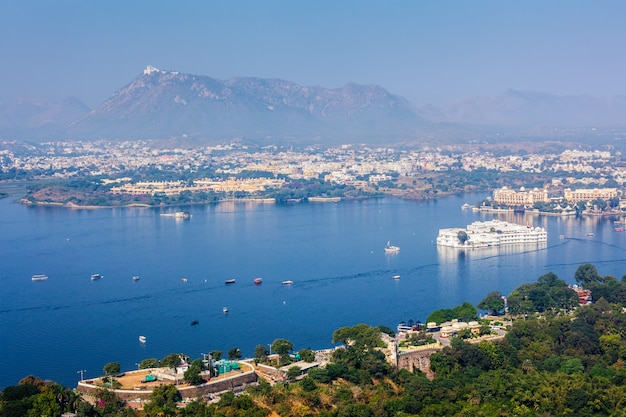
left=103, top=362, right=121, bottom=376
left=508, top=272, right=579, bottom=313
left=425, top=301, right=478, bottom=324
left=477, top=291, right=505, bottom=315
left=139, top=358, right=160, bottom=369
left=183, top=359, right=206, bottom=385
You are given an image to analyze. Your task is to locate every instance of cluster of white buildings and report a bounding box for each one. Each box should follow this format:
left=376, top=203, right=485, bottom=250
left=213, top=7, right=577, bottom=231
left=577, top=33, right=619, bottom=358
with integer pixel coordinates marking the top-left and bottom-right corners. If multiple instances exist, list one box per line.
left=1, top=141, right=624, bottom=196
left=437, top=219, right=548, bottom=248
left=492, top=185, right=620, bottom=207
left=110, top=178, right=286, bottom=196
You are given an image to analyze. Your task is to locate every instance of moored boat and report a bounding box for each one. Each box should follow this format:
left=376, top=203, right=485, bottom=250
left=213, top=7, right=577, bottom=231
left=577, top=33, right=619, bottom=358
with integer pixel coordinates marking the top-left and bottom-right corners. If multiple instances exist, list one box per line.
left=282, top=280, right=293, bottom=285
left=181, top=277, right=187, bottom=282
left=223, top=307, right=228, bottom=314
left=32, top=274, right=48, bottom=281
left=225, top=279, right=236, bottom=284
left=160, top=211, right=191, bottom=219
left=139, top=335, right=146, bottom=343
left=254, top=277, right=263, bottom=284
left=91, top=273, right=102, bottom=280
left=393, top=275, right=400, bottom=280
left=132, top=275, right=140, bottom=281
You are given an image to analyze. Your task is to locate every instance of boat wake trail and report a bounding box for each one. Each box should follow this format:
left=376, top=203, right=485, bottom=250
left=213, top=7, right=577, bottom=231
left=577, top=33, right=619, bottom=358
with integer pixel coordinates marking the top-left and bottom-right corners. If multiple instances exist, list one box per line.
left=566, top=237, right=626, bottom=252
left=545, top=258, right=626, bottom=269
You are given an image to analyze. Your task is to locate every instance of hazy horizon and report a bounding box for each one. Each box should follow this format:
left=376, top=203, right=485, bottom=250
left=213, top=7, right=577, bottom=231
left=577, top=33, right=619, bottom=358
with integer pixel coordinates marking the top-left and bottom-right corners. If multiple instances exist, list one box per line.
left=2, top=1, right=625, bottom=108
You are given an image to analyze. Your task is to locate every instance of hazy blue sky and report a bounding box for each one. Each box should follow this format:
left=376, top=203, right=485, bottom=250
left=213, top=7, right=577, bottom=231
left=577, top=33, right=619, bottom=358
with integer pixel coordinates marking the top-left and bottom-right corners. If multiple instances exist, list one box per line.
left=1, top=1, right=625, bottom=107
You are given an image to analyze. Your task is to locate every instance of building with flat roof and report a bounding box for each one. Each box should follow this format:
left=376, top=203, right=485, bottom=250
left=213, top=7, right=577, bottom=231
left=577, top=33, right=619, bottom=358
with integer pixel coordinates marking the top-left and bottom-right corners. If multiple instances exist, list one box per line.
left=563, top=188, right=619, bottom=203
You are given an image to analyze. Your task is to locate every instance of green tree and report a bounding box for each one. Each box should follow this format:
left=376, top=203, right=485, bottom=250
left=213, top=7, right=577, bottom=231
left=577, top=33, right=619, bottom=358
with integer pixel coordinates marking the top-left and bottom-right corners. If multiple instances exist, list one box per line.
left=477, top=291, right=505, bottom=315
left=575, top=263, right=602, bottom=285
left=93, top=388, right=123, bottom=416
left=210, top=350, right=222, bottom=361
left=592, top=198, right=608, bottom=211
left=139, top=358, right=160, bottom=369
left=254, top=344, right=269, bottom=363
left=560, top=357, right=584, bottom=374
left=457, top=230, right=469, bottom=244
left=300, top=376, right=318, bottom=392
left=332, top=324, right=385, bottom=350
left=179, top=400, right=210, bottom=416
left=26, top=386, right=60, bottom=417
left=453, top=302, right=479, bottom=321
left=426, top=308, right=455, bottom=324
left=183, top=360, right=205, bottom=385
left=286, top=366, right=302, bottom=382
left=143, top=384, right=180, bottom=417
left=227, top=347, right=242, bottom=360
left=271, top=338, right=294, bottom=356
left=161, top=353, right=183, bottom=369
left=298, top=348, right=316, bottom=362
left=103, top=362, right=121, bottom=377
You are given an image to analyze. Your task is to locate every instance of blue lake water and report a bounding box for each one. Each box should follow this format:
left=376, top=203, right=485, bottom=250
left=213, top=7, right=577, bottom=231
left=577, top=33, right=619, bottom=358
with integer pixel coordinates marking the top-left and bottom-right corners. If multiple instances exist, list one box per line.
left=1, top=193, right=626, bottom=389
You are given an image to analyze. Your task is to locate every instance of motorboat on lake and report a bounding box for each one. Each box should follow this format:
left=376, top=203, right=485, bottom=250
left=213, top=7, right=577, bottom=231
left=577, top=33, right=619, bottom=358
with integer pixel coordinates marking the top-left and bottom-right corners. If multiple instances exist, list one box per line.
left=384, top=241, right=400, bottom=253
left=223, top=307, right=229, bottom=314
left=32, top=274, right=48, bottom=281
left=254, top=277, right=263, bottom=285
left=139, top=335, right=146, bottom=343
left=132, top=275, right=140, bottom=281
left=225, top=279, right=236, bottom=284
left=393, top=275, right=400, bottom=280
left=91, top=273, right=102, bottom=280
left=282, top=280, right=293, bottom=285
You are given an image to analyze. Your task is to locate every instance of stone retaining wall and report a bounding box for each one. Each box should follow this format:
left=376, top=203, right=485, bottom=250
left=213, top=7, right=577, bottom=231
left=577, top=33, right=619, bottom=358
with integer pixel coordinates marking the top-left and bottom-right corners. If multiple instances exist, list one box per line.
left=77, top=370, right=257, bottom=401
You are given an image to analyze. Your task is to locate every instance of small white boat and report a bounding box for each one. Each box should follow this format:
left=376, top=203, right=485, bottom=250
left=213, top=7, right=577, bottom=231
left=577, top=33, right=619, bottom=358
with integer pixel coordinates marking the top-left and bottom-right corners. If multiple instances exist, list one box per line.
left=384, top=241, right=400, bottom=253
left=254, top=277, right=263, bottom=285
left=282, top=280, right=293, bottom=285
left=91, top=273, right=102, bottom=280
left=132, top=275, right=140, bottom=281
left=393, top=275, right=400, bottom=280
left=223, top=307, right=229, bottom=314
left=32, top=274, right=48, bottom=281
left=139, top=335, right=146, bottom=343
left=225, top=279, right=236, bottom=284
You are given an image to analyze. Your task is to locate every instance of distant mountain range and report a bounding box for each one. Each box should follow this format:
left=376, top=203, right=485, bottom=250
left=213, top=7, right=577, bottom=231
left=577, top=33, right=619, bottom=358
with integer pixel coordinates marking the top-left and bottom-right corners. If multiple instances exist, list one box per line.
left=1, top=66, right=625, bottom=145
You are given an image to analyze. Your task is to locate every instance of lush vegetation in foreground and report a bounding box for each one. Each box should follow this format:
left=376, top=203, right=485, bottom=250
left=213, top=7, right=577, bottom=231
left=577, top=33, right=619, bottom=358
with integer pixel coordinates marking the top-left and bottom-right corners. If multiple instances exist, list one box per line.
left=2, top=264, right=626, bottom=417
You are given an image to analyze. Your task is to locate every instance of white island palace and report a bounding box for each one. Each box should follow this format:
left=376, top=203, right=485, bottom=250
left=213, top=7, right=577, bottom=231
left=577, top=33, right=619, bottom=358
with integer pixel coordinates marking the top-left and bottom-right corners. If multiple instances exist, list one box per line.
left=436, top=219, right=547, bottom=248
